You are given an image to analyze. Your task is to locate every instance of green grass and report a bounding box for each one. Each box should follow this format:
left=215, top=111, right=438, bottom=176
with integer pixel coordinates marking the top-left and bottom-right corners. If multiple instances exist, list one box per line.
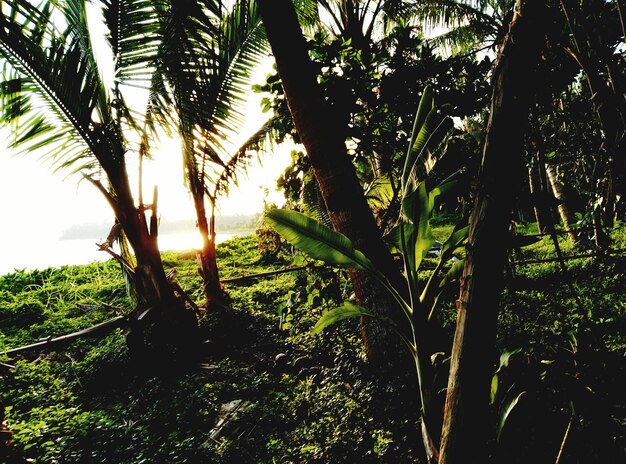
left=0, top=228, right=624, bottom=463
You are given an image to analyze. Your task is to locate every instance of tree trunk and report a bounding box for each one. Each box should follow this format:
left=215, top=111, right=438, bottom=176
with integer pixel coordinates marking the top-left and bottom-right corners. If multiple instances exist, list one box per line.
left=257, top=0, right=421, bottom=362
left=438, top=2, right=546, bottom=462
left=192, top=182, right=227, bottom=310
left=528, top=162, right=550, bottom=233
left=546, top=164, right=578, bottom=243
left=561, top=0, right=626, bottom=227
left=99, top=160, right=198, bottom=361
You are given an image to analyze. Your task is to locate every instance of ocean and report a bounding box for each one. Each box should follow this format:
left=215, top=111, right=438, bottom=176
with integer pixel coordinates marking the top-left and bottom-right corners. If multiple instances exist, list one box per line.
left=0, top=232, right=240, bottom=276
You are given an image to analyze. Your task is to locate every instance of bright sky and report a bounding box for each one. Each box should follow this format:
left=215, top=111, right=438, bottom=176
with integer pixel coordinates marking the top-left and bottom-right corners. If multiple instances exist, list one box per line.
left=0, top=2, right=297, bottom=273
left=0, top=125, right=292, bottom=273
left=0, top=67, right=293, bottom=273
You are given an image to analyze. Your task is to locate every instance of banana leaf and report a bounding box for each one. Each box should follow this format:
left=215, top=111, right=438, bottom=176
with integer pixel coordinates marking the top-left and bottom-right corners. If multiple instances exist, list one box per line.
left=265, top=209, right=375, bottom=272
left=312, top=302, right=373, bottom=334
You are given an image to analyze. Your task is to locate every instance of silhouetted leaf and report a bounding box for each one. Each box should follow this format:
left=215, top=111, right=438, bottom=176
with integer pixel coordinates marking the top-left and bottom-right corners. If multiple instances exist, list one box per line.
left=312, top=302, right=373, bottom=334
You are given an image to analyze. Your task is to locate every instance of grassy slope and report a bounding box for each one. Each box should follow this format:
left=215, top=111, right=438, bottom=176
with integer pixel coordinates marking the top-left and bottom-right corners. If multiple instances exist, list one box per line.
left=0, top=229, right=624, bottom=463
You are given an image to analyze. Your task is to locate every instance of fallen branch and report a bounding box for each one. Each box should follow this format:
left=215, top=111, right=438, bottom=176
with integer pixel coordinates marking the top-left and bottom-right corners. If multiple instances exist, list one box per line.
left=1, top=316, right=128, bottom=358
left=222, top=265, right=313, bottom=284
left=519, top=225, right=596, bottom=238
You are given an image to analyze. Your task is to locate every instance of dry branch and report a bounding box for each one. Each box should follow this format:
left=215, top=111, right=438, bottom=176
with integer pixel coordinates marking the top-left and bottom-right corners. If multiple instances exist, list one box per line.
left=1, top=316, right=127, bottom=358
left=221, top=265, right=312, bottom=284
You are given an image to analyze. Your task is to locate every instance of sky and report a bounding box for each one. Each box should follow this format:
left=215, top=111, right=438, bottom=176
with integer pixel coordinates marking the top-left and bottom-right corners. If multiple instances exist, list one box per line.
left=0, top=120, right=293, bottom=274
left=0, top=2, right=297, bottom=273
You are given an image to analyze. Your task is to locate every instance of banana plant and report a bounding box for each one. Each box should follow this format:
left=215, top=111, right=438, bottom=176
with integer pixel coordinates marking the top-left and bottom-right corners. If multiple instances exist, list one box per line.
left=265, top=87, right=467, bottom=461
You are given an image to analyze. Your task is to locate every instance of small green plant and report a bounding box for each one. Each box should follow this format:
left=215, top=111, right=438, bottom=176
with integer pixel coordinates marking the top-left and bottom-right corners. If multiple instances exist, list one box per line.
left=265, top=87, right=466, bottom=460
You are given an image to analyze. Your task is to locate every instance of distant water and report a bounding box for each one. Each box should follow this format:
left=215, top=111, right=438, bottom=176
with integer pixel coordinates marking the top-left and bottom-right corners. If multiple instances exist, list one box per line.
left=0, top=232, right=240, bottom=276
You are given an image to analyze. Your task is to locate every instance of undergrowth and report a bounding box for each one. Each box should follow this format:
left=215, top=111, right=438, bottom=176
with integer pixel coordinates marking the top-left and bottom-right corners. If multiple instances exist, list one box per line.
left=0, top=229, right=624, bottom=463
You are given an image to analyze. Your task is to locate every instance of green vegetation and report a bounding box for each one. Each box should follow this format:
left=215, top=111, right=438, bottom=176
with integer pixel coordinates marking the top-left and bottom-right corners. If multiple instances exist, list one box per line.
left=1, top=231, right=624, bottom=463
left=2, top=1, right=626, bottom=461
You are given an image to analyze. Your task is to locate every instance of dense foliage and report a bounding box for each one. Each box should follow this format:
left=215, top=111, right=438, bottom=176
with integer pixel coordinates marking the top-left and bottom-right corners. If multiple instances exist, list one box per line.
left=2, top=1, right=626, bottom=462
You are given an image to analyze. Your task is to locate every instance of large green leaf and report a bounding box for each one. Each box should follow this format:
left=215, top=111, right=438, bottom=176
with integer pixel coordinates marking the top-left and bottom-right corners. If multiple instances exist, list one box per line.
left=383, top=222, right=415, bottom=254
left=439, top=224, right=469, bottom=262
left=496, top=347, right=523, bottom=374
left=265, top=209, right=376, bottom=272
left=402, top=87, right=433, bottom=192
left=428, top=170, right=461, bottom=207
left=497, top=391, right=525, bottom=441
left=404, top=109, right=453, bottom=191
left=312, top=302, right=373, bottom=334
left=439, top=258, right=465, bottom=290
left=401, top=181, right=435, bottom=274
left=425, top=258, right=465, bottom=320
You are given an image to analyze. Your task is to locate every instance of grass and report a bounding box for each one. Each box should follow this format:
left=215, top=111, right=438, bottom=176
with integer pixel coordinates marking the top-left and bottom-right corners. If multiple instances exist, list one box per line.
left=0, top=227, right=625, bottom=463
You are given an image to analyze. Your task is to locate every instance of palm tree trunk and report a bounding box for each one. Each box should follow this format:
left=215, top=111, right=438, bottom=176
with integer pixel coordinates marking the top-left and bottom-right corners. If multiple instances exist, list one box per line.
left=257, top=0, right=420, bottom=362
left=438, top=1, right=546, bottom=462
left=101, top=160, right=195, bottom=334
left=194, top=192, right=226, bottom=310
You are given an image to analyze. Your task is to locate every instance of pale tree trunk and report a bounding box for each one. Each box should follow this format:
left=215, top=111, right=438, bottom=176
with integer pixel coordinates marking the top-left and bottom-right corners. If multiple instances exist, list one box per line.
left=546, top=164, right=578, bottom=243
left=257, top=0, right=430, bottom=364
left=438, top=1, right=547, bottom=462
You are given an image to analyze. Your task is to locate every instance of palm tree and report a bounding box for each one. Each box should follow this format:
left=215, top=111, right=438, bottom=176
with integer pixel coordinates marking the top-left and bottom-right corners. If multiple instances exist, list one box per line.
left=314, top=0, right=403, bottom=47
left=558, top=0, right=626, bottom=228
left=2, top=0, right=271, bottom=318
left=0, top=0, right=196, bottom=350
left=144, top=0, right=270, bottom=310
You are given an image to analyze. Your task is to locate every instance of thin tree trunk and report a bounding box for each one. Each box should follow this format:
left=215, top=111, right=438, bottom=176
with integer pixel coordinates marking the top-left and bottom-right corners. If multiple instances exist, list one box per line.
left=561, top=0, right=626, bottom=227
left=528, top=162, right=549, bottom=233
left=438, top=2, right=546, bottom=462
left=546, top=164, right=577, bottom=243
left=536, top=149, right=555, bottom=226
left=257, top=0, right=422, bottom=362
left=193, top=185, right=226, bottom=310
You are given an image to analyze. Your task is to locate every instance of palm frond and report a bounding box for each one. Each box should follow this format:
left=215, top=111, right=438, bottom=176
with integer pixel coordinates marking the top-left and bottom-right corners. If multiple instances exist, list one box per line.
left=153, top=0, right=270, bottom=198
left=293, top=0, right=322, bottom=29
left=100, top=0, right=164, bottom=83
left=427, top=20, right=495, bottom=54
left=0, top=0, right=121, bottom=175
left=302, top=170, right=332, bottom=228
left=412, top=0, right=513, bottom=52
left=208, top=120, right=274, bottom=200
left=195, top=0, right=270, bottom=159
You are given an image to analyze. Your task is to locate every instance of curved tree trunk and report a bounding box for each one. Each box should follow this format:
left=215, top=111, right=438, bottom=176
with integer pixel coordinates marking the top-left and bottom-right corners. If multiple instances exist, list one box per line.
left=438, top=1, right=546, bottom=462
left=257, top=0, right=426, bottom=364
